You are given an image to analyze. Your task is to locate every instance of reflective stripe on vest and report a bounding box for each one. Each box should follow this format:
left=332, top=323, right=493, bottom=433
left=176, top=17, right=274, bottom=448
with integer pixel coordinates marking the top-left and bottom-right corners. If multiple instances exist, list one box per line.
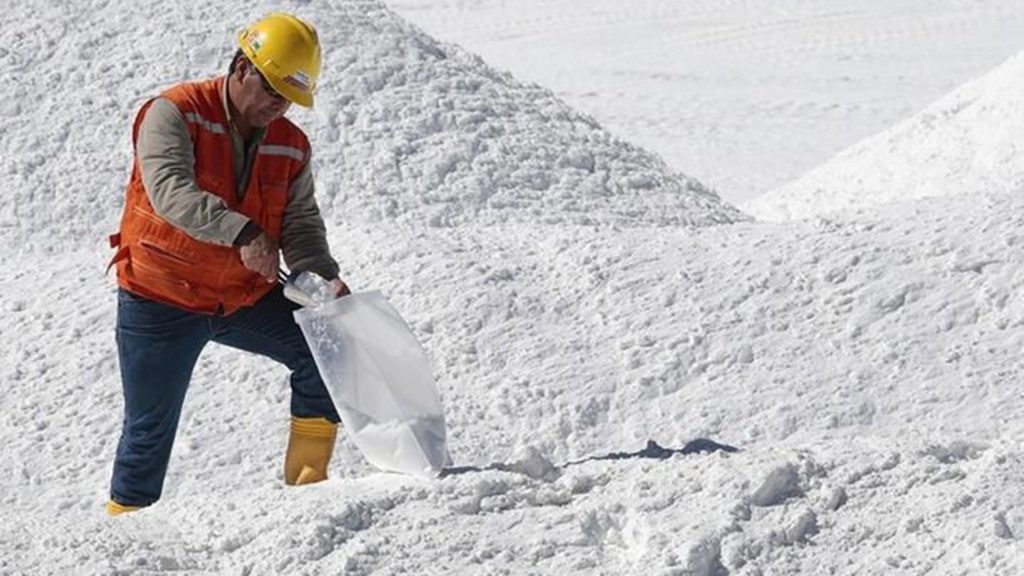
left=183, top=112, right=226, bottom=134
left=259, top=144, right=306, bottom=162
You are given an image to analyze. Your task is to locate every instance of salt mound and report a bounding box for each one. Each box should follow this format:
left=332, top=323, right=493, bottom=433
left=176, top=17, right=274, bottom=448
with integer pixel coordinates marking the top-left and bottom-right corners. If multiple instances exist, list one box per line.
left=2, top=1, right=742, bottom=254
left=745, top=52, right=1024, bottom=221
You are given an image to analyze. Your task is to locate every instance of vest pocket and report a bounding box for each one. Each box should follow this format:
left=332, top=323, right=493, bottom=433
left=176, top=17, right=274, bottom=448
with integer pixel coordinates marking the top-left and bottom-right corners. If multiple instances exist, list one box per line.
left=138, top=240, right=196, bottom=266
left=132, top=241, right=198, bottom=294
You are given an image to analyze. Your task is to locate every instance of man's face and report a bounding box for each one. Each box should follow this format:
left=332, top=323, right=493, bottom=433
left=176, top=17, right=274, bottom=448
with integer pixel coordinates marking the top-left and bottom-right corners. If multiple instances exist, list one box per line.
left=234, top=59, right=291, bottom=128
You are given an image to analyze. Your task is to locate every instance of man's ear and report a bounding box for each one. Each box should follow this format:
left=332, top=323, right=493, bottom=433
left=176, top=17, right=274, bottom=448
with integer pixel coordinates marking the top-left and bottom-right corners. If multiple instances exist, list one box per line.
left=233, top=57, right=252, bottom=81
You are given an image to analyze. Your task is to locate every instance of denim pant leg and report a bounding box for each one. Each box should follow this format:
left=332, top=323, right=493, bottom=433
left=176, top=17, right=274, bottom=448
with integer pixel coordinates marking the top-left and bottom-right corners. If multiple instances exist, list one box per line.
left=111, top=289, right=210, bottom=506
left=213, top=285, right=340, bottom=423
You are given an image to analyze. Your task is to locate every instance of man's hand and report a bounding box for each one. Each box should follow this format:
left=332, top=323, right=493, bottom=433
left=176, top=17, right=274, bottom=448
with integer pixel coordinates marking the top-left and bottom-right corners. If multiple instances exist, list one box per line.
left=240, top=231, right=279, bottom=283
left=329, top=278, right=351, bottom=298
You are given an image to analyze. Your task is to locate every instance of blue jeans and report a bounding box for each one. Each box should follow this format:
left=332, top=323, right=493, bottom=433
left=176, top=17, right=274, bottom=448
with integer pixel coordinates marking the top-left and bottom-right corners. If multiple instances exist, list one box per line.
left=110, top=286, right=340, bottom=507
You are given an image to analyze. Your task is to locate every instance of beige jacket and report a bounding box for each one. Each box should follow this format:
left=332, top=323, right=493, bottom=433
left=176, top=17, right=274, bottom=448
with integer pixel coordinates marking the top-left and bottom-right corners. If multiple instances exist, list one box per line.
left=134, top=81, right=339, bottom=280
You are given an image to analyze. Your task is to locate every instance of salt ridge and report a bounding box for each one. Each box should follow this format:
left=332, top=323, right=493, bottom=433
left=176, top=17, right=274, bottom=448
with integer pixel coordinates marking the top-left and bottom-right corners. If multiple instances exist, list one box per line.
left=746, top=52, right=1024, bottom=221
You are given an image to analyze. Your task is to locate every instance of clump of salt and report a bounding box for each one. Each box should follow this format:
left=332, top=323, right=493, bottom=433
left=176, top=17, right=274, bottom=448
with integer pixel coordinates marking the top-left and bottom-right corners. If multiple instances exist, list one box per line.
left=293, top=271, right=336, bottom=305
left=508, top=446, right=560, bottom=482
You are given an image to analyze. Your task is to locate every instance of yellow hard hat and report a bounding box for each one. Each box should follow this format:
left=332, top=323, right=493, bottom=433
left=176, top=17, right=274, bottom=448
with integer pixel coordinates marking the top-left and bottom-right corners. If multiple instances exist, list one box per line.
left=238, top=13, right=321, bottom=108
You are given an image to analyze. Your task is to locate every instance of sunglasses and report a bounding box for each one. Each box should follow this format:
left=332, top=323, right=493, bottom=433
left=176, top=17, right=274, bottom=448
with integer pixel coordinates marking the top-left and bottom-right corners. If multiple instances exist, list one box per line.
left=253, top=69, right=287, bottom=102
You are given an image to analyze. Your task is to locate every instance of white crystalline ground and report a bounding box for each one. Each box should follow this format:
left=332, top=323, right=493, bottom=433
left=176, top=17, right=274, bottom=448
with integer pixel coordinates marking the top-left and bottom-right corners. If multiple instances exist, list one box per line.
left=747, top=52, right=1024, bottom=221
left=7, top=198, right=1024, bottom=574
left=3, top=1, right=1024, bottom=575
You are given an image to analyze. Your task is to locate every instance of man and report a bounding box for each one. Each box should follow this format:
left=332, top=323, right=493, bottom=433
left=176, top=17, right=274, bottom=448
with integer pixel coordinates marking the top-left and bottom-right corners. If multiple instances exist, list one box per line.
left=106, top=13, right=347, bottom=515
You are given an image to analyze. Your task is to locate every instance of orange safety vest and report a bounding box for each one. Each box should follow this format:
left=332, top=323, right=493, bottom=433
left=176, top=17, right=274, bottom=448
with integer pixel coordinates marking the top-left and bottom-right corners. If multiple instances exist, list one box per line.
left=109, top=77, right=310, bottom=315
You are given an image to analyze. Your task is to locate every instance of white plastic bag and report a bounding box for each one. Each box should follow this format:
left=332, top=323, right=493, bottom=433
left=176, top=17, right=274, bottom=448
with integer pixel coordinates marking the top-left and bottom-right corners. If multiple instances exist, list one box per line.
left=293, top=288, right=450, bottom=478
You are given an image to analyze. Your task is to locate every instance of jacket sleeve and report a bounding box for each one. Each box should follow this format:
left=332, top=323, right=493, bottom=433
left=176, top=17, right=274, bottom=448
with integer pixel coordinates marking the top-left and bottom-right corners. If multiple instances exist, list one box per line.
left=281, top=153, right=340, bottom=280
left=136, top=98, right=251, bottom=246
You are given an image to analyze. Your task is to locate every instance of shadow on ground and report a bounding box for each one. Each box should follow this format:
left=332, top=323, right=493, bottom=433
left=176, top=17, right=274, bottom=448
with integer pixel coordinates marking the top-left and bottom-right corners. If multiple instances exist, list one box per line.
left=441, top=438, right=739, bottom=478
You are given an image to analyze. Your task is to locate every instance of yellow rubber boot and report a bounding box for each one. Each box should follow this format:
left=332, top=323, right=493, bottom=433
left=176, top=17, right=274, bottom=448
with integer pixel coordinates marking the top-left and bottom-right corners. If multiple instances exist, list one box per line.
left=106, top=500, right=140, bottom=516
left=285, top=416, right=337, bottom=486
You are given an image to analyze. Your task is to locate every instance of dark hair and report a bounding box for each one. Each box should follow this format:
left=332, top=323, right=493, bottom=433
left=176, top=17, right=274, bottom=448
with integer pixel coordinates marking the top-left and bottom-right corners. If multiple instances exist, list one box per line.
left=228, top=49, right=246, bottom=75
